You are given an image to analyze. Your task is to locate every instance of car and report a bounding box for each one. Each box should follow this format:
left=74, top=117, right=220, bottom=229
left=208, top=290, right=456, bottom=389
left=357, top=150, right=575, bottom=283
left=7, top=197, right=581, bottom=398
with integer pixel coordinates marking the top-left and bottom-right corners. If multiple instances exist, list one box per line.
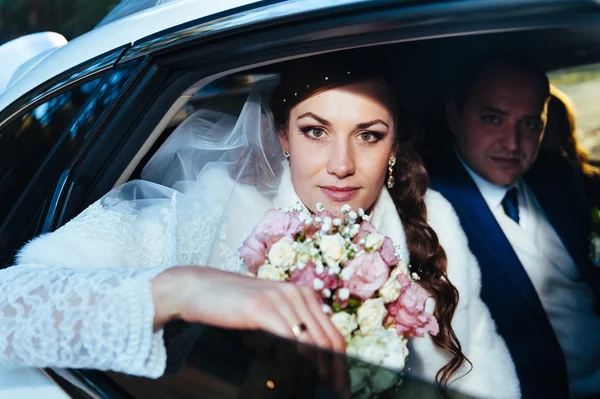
left=2, top=0, right=600, bottom=397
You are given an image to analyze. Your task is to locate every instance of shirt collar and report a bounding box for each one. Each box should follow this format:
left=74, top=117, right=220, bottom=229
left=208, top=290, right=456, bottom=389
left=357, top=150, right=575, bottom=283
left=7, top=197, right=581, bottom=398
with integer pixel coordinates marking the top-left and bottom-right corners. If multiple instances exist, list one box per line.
left=454, top=148, right=520, bottom=210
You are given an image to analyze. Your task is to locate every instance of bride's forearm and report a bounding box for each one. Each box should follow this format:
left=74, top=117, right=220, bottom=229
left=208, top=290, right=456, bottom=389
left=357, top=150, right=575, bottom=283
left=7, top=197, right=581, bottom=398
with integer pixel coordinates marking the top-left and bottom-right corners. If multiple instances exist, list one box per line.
left=151, top=267, right=192, bottom=329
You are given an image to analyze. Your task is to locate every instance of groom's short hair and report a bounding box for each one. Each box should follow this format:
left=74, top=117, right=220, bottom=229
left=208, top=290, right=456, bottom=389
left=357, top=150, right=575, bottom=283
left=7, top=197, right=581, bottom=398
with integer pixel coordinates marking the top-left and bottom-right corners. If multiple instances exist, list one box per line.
left=453, top=53, right=550, bottom=111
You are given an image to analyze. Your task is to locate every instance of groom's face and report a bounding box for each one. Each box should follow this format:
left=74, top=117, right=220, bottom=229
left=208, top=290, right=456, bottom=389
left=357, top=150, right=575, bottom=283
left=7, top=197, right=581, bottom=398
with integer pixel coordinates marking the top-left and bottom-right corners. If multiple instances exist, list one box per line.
left=281, top=81, right=396, bottom=215
left=448, top=63, right=549, bottom=187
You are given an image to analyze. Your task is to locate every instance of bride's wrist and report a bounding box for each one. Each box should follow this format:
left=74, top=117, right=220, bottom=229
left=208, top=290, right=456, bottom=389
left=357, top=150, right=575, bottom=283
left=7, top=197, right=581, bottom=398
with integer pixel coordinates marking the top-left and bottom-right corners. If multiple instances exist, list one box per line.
left=151, top=267, right=192, bottom=328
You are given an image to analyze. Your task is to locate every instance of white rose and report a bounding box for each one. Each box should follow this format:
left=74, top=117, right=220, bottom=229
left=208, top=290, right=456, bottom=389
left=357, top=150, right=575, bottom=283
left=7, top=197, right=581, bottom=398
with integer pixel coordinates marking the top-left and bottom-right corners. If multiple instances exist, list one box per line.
left=347, top=333, right=388, bottom=365
left=330, top=312, right=358, bottom=338
left=267, top=236, right=297, bottom=270
left=298, top=251, right=310, bottom=264
left=378, top=267, right=403, bottom=303
left=365, top=232, right=384, bottom=250
left=380, top=329, right=409, bottom=371
left=257, top=264, right=286, bottom=281
left=347, top=329, right=408, bottom=372
left=320, top=233, right=347, bottom=266
left=356, top=298, right=387, bottom=335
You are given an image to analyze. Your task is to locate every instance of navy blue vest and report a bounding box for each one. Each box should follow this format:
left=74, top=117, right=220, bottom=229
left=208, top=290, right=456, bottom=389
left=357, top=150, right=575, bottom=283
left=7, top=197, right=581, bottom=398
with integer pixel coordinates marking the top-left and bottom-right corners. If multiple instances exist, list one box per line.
left=428, top=149, right=599, bottom=398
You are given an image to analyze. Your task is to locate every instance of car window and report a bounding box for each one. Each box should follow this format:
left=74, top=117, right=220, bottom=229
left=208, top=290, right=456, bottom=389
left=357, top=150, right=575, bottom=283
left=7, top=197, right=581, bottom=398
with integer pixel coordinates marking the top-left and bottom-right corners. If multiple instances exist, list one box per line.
left=0, top=78, right=103, bottom=224
left=548, top=63, right=600, bottom=162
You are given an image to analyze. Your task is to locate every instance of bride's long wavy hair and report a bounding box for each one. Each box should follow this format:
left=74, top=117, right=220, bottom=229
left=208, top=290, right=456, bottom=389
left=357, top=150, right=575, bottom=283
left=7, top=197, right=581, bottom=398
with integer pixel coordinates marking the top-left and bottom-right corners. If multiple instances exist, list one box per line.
left=268, top=55, right=469, bottom=390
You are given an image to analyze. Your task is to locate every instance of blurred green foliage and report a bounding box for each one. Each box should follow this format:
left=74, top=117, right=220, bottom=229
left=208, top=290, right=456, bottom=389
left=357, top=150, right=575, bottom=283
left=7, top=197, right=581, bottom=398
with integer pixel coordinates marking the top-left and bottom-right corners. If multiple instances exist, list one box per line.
left=0, top=0, right=119, bottom=43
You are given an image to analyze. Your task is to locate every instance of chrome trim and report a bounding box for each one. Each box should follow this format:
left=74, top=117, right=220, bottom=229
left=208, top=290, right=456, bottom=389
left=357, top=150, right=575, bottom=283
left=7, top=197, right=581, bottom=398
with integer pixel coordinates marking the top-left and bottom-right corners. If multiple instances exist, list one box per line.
left=120, top=0, right=373, bottom=62
left=0, top=48, right=125, bottom=131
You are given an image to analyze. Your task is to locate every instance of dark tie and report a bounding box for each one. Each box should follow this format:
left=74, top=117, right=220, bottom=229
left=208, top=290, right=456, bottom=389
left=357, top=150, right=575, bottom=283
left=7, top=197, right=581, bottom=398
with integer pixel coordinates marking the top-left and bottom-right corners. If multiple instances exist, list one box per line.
left=502, top=187, right=520, bottom=224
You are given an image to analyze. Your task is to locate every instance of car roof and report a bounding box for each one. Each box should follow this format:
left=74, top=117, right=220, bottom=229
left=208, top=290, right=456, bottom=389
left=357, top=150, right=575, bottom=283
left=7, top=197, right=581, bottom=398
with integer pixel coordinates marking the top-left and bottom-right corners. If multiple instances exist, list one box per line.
left=0, top=0, right=259, bottom=110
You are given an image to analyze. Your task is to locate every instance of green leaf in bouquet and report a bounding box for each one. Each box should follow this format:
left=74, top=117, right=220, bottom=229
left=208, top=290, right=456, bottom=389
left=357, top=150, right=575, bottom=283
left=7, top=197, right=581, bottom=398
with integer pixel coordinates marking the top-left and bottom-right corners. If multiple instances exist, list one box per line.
left=332, top=303, right=342, bottom=313
left=348, top=298, right=361, bottom=309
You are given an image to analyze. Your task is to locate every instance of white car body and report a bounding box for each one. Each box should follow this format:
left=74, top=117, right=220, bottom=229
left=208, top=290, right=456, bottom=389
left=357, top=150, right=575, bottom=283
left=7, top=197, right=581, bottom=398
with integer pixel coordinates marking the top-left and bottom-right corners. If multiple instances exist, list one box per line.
left=0, top=0, right=258, bottom=112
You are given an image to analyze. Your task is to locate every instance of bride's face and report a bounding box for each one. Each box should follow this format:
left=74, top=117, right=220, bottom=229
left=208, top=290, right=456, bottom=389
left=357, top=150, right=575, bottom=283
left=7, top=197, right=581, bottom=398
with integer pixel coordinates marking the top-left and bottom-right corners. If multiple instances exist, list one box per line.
left=280, top=80, right=396, bottom=214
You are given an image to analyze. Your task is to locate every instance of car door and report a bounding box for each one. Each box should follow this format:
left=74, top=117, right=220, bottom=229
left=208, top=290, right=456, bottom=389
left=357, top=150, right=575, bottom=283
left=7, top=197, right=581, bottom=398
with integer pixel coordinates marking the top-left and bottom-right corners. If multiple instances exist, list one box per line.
left=0, top=50, right=146, bottom=267
left=5, top=0, right=600, bottom=397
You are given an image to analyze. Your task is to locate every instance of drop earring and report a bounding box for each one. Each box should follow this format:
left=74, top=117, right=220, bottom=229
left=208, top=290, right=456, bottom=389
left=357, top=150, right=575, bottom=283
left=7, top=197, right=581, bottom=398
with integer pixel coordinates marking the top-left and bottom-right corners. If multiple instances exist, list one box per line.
left=284, top=149, right=291, bottom=162
left=387, top=156, right=396, bottom=189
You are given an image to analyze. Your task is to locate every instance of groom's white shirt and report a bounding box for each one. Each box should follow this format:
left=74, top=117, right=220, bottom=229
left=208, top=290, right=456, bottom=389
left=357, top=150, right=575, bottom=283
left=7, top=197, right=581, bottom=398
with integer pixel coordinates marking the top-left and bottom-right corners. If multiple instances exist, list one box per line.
left=16, top=164, right=520, bottom=398
left=458, top=153, right=600, bottom=397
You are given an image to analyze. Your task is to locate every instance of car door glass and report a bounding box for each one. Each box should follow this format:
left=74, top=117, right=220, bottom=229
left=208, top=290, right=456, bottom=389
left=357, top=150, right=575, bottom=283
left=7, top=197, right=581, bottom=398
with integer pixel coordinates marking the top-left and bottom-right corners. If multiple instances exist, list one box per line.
left=0, top=77, right=102, bottom=223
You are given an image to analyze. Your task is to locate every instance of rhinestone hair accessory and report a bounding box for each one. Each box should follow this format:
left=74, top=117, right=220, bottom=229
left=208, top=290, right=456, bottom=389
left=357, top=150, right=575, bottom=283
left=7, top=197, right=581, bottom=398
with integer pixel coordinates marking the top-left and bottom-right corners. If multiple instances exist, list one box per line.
left=270, top=55, right=384, bottom=116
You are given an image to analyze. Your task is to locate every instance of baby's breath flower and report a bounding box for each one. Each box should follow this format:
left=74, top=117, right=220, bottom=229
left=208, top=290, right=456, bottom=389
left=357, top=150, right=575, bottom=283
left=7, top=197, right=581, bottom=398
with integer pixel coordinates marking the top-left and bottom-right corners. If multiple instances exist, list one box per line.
left=321, top=304, right=333, bottom=314
left=315, top=216, right=323, bottom=223
left=358, top=208, right=365, bottom=217
left=316, top=202, right=325, bottom=212
left=313, top=278, right=325, bottom=290
left=341, top=204, right=352, bottom=214
left=338, top=287, right=350, bottom=300
left=296, top=261, right=307, bottom=270
left=411, top=272, right=421, bottom=281
left=323, top=288, right=332, bottom=298
left=315, top=262, right=325, bottom=274
left=333, top=218, right=342, bottom=227
left=362, top=214, right=371, bottom=222
left=349, top=210, right=358, bottom=220
left=340, top=268, right=353, bottom=281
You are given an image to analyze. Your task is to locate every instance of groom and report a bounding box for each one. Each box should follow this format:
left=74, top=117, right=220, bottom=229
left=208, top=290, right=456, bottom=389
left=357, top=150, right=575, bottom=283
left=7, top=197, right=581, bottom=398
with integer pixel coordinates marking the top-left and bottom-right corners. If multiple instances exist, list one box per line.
left=426, top=55, right=600, bottom=398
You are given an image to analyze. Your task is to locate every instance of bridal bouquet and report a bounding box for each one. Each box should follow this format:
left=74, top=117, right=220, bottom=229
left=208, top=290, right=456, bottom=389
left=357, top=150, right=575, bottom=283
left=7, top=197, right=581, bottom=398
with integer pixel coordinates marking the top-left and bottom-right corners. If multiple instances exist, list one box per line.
left=239, top=203, right=439, bottom=396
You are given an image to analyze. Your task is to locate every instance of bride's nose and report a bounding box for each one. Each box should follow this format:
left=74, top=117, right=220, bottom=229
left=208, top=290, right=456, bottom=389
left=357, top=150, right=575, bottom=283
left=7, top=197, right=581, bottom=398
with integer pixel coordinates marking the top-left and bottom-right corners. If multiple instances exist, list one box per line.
left=326, top=139, right=356, bottom=178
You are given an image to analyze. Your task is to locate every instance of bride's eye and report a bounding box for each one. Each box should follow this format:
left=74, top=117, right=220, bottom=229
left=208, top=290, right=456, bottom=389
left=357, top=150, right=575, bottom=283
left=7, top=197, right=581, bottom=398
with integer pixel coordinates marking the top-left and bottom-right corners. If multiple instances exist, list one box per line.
left=301, top=127, right=327, bottom=139
left=358, top=131, right=382, bottom=143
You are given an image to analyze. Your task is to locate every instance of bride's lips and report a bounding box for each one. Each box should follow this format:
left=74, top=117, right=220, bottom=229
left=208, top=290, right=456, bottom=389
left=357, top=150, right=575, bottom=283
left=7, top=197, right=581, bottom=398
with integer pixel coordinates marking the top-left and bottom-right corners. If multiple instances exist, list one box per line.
left=320, top=186, right=359, bottom=202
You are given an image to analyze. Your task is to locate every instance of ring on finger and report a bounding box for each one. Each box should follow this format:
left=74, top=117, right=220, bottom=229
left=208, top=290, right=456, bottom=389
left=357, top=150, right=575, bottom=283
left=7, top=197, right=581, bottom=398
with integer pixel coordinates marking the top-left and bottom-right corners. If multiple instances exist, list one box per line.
left=291, top=322, right=308, bottom=338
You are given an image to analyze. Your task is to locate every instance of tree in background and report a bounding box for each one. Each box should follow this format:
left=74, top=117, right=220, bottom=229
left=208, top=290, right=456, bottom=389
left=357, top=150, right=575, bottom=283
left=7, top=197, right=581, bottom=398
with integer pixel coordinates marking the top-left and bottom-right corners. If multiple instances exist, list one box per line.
left=0, top=0, right=119, bottom=44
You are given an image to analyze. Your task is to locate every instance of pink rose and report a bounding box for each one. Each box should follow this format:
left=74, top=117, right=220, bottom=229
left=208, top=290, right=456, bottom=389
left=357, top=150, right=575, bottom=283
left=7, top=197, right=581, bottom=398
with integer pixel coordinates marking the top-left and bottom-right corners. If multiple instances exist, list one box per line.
left=239, top=234, right=267, bottom=274
left=255, top=209, right=303, bottom=242
left=388, top=274, right=439, bottom=337
left=290, top=263, right=319, bottom=288
left=379, top=236, right=398, bottom=266
left=240, top=209, right=303, bottom=273
left=352, top=221, right=377, bottom=247
left=291, top=263, right=338, bottom=290
left=344, top=252, right=390, bottom=300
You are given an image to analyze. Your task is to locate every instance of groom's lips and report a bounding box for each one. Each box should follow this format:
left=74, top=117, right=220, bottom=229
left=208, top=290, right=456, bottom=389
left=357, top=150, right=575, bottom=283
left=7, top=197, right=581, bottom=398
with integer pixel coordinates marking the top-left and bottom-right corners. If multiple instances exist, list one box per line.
left=320, top=186, right=359, bottom=202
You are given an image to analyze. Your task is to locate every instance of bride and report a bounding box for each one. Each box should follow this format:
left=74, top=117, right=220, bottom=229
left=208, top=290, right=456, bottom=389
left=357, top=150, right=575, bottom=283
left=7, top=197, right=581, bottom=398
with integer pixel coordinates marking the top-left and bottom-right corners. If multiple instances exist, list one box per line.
left=3, top=54, right=519, bottom=397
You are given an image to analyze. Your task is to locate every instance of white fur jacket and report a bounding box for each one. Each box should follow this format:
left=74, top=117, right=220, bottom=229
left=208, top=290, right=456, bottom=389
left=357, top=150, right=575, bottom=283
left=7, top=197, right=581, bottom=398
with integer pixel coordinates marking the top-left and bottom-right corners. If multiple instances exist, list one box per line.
left=3, top=166, right=519, bottom=398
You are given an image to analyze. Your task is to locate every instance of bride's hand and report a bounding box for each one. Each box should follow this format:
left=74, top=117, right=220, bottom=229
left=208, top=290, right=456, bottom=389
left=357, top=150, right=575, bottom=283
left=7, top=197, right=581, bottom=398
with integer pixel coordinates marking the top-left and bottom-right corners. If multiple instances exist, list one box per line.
left=151, top=266, right=345, bottom=353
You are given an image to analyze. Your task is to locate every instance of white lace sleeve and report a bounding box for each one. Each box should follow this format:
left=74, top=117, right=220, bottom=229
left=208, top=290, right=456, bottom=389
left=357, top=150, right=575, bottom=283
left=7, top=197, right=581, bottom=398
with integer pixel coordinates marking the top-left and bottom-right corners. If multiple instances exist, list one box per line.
left=0, top=263, right=170, bottom=378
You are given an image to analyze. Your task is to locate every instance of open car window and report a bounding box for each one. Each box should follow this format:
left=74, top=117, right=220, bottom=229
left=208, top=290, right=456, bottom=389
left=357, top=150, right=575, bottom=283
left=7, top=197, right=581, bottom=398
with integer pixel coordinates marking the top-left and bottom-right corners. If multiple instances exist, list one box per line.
left=549, top=62, right=600, bottom=162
